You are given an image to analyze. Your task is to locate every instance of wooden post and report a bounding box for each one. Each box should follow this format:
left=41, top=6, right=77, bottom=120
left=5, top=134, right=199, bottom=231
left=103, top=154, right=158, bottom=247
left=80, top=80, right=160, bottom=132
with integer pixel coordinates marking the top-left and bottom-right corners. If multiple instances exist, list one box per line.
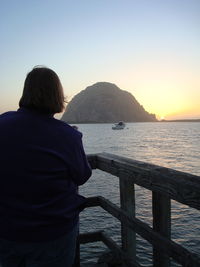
left=152, top=192, right=171, bottom=267
left=119, top=175, right=136, bottom=261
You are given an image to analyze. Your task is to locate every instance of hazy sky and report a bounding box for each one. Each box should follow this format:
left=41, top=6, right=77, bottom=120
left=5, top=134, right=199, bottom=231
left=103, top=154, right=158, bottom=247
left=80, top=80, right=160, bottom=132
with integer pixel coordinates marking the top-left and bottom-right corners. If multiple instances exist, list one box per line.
left=1, top=0, right=199, bottom=120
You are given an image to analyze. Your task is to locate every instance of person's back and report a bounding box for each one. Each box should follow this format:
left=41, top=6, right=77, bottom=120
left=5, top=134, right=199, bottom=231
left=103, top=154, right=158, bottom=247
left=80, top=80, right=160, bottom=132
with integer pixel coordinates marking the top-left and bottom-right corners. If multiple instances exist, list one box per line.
left=0, top=67, right=92, bottom=267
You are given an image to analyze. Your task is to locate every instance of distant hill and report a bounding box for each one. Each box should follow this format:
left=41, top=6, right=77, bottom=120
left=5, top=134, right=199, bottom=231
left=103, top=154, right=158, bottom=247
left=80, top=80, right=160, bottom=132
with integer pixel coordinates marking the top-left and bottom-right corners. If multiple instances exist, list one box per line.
left=62, top=82, right=157, bottom=123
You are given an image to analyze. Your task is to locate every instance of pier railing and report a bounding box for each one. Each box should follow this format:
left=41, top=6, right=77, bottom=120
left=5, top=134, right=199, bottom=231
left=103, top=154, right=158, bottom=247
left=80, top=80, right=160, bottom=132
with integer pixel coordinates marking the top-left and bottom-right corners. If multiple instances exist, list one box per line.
left=76, top=153, right=200, bottom=267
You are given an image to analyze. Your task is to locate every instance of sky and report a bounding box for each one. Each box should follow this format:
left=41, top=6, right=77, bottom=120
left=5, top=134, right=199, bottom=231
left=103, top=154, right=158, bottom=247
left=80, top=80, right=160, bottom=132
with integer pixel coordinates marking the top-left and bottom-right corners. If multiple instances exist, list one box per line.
left=0, top=0, right=199, bottom=120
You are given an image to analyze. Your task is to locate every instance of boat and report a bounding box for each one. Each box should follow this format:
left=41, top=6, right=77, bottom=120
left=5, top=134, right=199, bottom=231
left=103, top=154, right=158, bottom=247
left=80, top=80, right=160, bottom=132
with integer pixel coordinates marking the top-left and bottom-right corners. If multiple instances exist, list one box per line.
left=112, top=121, right=126, bottom=130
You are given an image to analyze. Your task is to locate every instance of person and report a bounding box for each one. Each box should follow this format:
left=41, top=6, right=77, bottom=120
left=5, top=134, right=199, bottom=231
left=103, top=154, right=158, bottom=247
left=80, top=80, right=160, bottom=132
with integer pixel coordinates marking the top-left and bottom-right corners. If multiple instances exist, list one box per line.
left=0, top=67, right=92, bottom=267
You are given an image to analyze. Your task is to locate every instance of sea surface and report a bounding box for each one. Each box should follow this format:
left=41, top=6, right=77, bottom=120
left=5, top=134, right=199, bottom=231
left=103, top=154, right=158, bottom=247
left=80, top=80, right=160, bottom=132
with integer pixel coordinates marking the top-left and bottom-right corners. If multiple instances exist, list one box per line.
left=76, top=122, right=200, bottom=266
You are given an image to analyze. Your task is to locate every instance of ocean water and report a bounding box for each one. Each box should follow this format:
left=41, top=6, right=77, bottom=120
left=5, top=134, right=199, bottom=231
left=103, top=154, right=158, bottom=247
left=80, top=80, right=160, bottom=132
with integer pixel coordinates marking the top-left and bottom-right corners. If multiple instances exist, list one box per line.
left=77, top=122, right=200, bottom=266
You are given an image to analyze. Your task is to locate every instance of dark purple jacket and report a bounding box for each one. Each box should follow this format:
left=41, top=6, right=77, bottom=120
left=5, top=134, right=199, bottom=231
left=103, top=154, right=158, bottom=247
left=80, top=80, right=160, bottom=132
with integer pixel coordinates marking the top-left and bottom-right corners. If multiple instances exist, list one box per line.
left=0, top=107, right=91, bottom=242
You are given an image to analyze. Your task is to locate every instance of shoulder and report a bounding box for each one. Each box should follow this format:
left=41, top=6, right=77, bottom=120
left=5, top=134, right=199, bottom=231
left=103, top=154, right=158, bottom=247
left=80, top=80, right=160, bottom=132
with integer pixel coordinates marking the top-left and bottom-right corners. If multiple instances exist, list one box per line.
left=52, top=118, right=82, bottom=139
left=0, top=111, right=17, bottom=121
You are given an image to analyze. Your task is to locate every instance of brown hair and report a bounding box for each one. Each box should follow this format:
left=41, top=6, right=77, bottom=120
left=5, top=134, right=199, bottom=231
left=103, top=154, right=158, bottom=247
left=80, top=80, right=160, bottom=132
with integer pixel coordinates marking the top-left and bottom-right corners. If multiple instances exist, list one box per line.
left=19, top=67, right=65, bottom=114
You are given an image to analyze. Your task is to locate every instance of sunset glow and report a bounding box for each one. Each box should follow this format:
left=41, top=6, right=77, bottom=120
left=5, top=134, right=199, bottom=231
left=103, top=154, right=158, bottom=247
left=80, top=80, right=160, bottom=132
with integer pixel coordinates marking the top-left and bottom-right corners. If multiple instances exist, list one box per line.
left=0, top=0, right=199, bottom=120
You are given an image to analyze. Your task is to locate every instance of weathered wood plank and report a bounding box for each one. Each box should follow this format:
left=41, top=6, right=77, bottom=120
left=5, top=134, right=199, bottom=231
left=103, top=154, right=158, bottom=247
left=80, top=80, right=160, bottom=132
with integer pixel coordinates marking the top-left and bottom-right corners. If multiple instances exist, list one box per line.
left=79, top=231, right=141, bottom=267
left=101, top=232, right=141, bottom=267
left=97, top=196, right=200, bottom=266
left=94, top=152, right=200, bottom=210
left=152, top=192, right=171, bottom=267
left=84, top=196, right=100, bottom=208
left=79, top=231, right=102, bottom=244
left=87, top=154, right=98, bottom=169
left=119, top=175, right=136, bottom=260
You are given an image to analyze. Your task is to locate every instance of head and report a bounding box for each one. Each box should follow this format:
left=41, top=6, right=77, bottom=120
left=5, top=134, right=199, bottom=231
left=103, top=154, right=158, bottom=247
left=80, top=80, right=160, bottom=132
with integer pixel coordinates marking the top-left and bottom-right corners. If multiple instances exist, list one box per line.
left=19, top=66, right=65, bottom=114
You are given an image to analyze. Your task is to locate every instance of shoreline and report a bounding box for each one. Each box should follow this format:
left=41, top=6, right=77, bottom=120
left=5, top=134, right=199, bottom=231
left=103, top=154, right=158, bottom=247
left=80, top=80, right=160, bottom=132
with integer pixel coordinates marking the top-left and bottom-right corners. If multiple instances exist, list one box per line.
left=63, top=119, right=200, bottom=124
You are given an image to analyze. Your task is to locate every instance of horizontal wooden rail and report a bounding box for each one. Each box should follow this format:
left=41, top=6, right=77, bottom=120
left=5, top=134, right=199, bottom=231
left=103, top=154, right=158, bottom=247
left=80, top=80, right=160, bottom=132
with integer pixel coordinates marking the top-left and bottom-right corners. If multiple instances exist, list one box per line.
left=85, top=196, right=200, bottom=266
left=79, top=230, right=102, bottom=244
left=87, top=154, right=98, bottom=169
left=88, top=153, right=200, bottom=210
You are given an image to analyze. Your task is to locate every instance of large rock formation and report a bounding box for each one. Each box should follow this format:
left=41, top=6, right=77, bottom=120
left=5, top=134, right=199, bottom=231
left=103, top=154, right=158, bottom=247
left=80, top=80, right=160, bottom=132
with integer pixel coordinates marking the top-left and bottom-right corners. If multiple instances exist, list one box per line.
left=62, top=82, right=157, bottom=123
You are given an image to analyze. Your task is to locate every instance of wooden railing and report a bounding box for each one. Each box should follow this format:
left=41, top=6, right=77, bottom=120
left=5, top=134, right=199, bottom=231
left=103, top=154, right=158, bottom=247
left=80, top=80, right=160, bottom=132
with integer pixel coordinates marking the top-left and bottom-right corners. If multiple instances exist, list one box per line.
left=75, top=153, right=200, bottom=267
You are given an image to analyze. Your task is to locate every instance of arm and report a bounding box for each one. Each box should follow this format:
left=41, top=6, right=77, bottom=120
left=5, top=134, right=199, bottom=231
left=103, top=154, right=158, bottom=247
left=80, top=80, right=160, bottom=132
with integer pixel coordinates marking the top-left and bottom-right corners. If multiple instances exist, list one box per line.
left=67, top=132, right=92, bottom=186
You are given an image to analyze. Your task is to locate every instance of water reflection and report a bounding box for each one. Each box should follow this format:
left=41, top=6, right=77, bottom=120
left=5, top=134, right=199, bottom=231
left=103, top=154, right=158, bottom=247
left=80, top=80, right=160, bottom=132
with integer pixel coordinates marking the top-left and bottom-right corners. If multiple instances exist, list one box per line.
left=78, top=122, right=200, bottom=266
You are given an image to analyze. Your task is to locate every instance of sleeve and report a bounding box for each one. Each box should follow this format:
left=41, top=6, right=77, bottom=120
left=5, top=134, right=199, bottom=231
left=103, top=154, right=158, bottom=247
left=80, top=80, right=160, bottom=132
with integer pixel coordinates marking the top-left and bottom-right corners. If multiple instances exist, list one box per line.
left=66, top=132, right=92, bottom=186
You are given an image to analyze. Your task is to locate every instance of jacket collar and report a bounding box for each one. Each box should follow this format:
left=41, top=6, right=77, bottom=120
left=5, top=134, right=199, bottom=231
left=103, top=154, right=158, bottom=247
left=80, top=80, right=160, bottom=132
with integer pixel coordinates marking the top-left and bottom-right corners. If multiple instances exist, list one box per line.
left=17, top=107, right=54, bottom=118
